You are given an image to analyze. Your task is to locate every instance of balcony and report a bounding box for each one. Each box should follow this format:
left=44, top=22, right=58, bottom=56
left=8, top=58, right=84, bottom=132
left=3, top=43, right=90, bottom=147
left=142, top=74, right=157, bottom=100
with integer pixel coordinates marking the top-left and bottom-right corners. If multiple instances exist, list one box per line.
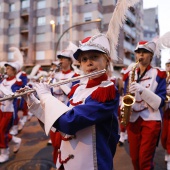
left=20, top=41, right=28, bottom=50
left=126, top=10, right=136, bottom=24
left=20, top=24, right=29, bottom=33
left=123, top=40, right=135, bottom=52
left=124, top=24, right=136, bottom=39
left=21, top=8, right=29, bottom=17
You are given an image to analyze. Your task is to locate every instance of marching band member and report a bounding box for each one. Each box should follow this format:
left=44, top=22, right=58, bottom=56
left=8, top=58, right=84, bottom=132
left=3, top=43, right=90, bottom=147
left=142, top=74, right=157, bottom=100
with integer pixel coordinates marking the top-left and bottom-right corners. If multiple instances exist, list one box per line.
left=123, top=41, right=166, bottom=170
left=9, top=47, right=28, bottom=135
left=161, top=58, right=170, bottom=170
left=0, top=62, right=22, bottom=163
left=48, top=42, right=80, bottom=164
left=21, top=0, right=140, bottom=168
left=23, top=33, right=120, bottom=170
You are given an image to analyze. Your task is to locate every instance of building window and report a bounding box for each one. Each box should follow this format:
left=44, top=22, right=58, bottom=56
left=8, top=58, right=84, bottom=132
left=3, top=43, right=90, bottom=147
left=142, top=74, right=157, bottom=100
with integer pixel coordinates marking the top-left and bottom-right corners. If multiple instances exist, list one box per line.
left=56, top=16, right=65, bottom=25
left=9, top=3, right=15, bottom=12
left=37, top=0, right=46, bottom=9
left=9, top=19, right=14, bottom=28
left=84, top=13, right=92, bottom=22
left=36, top=51, right=45, bottom=60
left=84, top=0, right=92, bottom=4
left=21, top=0, right=30, bottom=8
left=8, top=35, right=15, bottom=44
left=36, top=33, right=45, bottom=42
left=37, top=16, right=46, bottom=26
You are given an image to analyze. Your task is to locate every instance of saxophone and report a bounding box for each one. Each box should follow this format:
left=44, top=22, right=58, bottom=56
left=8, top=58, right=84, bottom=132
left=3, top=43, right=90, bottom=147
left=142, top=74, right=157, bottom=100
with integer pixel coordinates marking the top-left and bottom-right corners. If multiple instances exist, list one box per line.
left=120, top=59, right=141, bottom=126
left=165, top=71, right=170, bottom=102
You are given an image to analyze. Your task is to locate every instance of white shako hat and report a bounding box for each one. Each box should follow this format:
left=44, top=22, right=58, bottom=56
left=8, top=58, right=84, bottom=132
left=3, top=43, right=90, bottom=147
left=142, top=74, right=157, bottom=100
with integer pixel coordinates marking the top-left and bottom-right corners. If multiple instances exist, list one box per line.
left=134, top=41, right=156, bottom=54
left=4, top=62, right=21, bottom=72
left=73, top=34, right=111, bottom=60
left=51, top=60, right=60, bottom=66
left=57, top=42, right=78, bottom=61
left=165, top=59, right=170, bottom=65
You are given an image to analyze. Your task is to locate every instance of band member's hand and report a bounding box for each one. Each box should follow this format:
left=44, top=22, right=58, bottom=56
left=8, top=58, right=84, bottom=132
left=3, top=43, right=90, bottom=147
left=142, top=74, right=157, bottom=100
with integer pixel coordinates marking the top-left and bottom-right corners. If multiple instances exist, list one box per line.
left=129, top=82, right=144, bottom=94
left=34, top=83, right=51, bottom=101
left=18, top=86, right=39, bottom=106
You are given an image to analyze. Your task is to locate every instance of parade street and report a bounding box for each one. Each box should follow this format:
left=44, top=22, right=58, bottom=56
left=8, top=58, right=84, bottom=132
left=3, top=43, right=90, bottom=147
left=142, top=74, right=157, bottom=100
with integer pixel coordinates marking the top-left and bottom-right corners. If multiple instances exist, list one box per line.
left=0, top=116, right=167, bottom=170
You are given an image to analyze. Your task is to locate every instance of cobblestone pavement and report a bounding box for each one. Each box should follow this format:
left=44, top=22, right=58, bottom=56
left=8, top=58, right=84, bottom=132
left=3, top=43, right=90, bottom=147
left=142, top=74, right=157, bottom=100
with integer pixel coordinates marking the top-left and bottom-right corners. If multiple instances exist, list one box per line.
left=0, top=116, right=167, bottom=170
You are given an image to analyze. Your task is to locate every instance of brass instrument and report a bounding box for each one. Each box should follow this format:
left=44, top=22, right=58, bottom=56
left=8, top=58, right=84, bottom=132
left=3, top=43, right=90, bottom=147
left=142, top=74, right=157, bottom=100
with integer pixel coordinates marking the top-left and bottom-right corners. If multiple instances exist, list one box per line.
left=165, top=71, right=170, bottom=102
left=0, top=69, right=106, bottom=102
left=121, top=60, right=141, bottom=126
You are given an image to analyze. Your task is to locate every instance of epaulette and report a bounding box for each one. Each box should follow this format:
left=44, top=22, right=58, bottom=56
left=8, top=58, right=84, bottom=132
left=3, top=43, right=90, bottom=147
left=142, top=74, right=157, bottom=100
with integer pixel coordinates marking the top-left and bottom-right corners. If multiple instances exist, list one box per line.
left=15, top=78, right=23, bottom=86
left=73, top=73, right=80, bottom=77
left=123, top=71, right=129, bottom=81
left=21, top=72, right=27, bottom=76
left=155, top=67, right=166, bottom=79
left=91, top=81, right=116, bottom=102
left=68, top=83, right=80, bottom=99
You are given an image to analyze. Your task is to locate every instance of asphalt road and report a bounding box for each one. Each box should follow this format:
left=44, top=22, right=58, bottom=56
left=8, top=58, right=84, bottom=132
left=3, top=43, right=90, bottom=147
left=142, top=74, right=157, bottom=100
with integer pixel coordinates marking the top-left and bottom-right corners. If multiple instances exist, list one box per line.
left=0, top=116, right=167, bottom=170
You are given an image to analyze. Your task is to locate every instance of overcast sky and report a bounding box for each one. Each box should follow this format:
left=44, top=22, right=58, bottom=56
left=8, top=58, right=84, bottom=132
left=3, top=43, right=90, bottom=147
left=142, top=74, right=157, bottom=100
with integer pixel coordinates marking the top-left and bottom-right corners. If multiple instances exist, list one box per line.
left=143, top=0, right=170, bottom=68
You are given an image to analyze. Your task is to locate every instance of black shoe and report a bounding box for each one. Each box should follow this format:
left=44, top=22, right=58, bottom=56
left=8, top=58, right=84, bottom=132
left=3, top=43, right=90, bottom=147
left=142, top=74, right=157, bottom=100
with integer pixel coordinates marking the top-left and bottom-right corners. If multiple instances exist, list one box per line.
left=118, top=141, right=124, bottom=147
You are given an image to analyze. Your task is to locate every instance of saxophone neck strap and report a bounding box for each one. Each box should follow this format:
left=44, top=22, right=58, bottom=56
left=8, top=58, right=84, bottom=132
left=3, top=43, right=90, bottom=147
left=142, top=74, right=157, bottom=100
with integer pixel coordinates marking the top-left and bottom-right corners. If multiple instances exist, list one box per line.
left=136, top=68, right=147, bottom=83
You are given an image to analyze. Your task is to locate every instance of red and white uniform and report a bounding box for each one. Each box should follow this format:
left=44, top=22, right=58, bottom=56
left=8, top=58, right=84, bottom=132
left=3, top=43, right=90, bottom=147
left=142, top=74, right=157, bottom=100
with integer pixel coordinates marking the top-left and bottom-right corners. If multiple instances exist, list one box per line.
left=28, top=73, right=119, bottom=170
left=53, top=70, right=79, bottom=104
left=123, top=65, right=166, bottom=170
left=161, top=79, right=170, bottom=154
left=50, top=69, right=79, bottom=163
left=0, top=76, right=22, bottom=148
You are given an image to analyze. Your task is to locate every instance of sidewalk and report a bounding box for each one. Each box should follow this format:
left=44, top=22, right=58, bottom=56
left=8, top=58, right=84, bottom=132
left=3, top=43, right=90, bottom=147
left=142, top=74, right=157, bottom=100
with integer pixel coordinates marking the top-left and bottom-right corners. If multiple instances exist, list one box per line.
left=0, top=116, right=167, bottom=170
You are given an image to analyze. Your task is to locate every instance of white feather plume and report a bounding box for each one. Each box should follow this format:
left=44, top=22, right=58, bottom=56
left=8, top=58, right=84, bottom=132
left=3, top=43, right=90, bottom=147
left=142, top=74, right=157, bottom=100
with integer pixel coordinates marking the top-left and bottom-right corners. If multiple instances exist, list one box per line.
left=9, top=47, right=23, bottom=69
left=154, top=31, right=170, bottom=57
left=66, top=41, right=78, bottom=53
left=28, top=64, right=41, bottom=79
left=106, top=0, right=140, bottom=61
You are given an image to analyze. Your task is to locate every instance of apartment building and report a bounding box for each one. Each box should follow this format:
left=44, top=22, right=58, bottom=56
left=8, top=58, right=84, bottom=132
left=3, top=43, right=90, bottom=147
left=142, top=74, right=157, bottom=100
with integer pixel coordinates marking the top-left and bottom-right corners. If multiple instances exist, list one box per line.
left=143, top=7, right=160, bottom=67
left=0, top=0, right=143, bottom=70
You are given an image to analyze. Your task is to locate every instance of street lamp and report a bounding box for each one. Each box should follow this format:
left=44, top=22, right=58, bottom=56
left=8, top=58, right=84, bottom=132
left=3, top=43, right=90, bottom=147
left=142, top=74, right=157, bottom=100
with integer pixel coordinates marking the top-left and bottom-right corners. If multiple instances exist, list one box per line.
left=56, top=19, right=101, bottom=53
left=50, top=20, right=56, bottom=60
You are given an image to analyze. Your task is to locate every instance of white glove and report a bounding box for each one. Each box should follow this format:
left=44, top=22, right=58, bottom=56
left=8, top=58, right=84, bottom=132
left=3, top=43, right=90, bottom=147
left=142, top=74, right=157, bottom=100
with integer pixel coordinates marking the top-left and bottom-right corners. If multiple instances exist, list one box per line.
left=19, top=86, right=39, bottom=107
left=34, top=83, right=51, bottom=101
left=129, top=82, right=144, bottom=94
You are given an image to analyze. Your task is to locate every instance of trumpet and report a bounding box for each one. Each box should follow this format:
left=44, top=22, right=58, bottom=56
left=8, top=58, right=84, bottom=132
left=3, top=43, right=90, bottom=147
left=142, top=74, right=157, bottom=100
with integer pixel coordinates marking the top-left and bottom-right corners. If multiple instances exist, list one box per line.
left=121, top=59, right=141, bottom=126
left=0, top=69, right=106, bottom=102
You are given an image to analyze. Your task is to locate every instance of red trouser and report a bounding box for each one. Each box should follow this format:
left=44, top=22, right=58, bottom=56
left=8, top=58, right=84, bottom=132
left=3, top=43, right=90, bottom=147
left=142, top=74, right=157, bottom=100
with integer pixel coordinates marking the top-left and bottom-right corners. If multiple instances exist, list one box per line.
left=161, top=108, right=170, bottom=153
left=0, top=111, right=13, bottom=148
left=17, top=98, right=28, bottom=116
left=127, top=117, right=161, bottom=170
left=50, top=130, right=62, bottom=164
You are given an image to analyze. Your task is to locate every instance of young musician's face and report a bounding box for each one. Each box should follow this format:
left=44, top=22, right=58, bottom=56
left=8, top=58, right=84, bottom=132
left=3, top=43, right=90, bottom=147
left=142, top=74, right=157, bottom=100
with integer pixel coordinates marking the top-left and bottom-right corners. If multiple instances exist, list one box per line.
left=135, top=49, right=153, bottom=66
left=6, top=66, right=16, bottom=77
left=59, top=57, right=72, bottom=70
left=166, top=63, right=170, bottom=72
left=78, top=51, right=109, bottom=79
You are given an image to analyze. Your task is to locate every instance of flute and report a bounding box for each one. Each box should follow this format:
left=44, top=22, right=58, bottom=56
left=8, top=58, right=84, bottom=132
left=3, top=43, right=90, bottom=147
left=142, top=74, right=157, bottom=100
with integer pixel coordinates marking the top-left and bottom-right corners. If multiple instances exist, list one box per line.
left=0, top=69, right=106, bottom=102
